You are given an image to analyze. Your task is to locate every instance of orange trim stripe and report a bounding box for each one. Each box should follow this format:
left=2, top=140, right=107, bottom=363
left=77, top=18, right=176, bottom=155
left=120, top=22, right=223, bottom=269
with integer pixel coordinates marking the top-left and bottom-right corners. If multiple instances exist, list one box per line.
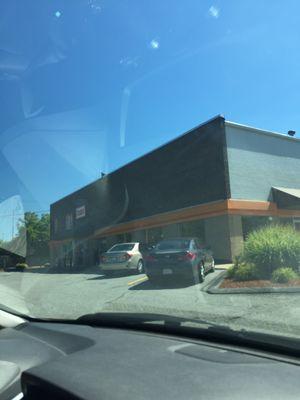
left=228, top=199, right=300, bottom=217
left=93, top=200, right=228, bottom=237
left=50, top=199, right=300, bottom=243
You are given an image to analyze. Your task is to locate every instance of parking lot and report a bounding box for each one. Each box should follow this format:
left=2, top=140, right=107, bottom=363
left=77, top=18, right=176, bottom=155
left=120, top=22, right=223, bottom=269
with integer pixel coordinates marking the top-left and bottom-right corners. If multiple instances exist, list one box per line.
left=1, top=268, right=300, bottom=338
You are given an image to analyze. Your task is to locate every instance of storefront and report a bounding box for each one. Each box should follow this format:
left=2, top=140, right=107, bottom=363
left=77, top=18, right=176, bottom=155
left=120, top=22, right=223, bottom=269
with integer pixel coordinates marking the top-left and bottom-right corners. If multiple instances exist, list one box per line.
left=50, top=116, right=300, bottom=268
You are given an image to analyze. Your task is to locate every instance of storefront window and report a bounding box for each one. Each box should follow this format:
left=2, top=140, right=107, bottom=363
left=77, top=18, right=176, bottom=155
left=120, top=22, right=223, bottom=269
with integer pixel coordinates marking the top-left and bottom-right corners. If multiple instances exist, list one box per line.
left=117, top=234, right=126, bottom=242
left=180, top=220, right=205, bottom=243
left=294, top=219, right=300, bottom=232
left=242, top=216, right=294, bottom=240
left=242, top=216, right=272, bottom=240
left=147, top=227, right=163, bottom=244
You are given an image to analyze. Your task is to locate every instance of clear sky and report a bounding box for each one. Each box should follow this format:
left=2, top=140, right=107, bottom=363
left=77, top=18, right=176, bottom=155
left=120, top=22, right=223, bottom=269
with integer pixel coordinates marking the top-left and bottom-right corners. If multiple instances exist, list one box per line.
left=1, top=0, right=300, bottom=238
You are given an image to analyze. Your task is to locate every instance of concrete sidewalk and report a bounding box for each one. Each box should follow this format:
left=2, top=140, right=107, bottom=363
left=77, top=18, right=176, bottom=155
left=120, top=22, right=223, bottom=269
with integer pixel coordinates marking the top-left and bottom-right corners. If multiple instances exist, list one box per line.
left=215, top=263, right=233, bottom=270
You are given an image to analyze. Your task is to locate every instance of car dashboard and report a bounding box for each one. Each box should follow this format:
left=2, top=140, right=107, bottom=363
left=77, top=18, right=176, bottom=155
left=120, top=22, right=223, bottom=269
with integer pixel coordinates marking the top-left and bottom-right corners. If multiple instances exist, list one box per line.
left=0, top=319, right=300, bottom=400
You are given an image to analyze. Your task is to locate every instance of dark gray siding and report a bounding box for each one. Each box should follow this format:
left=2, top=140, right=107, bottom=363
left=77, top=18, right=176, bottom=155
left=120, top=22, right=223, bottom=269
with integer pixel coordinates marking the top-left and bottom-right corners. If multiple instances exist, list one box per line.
left=51, top=116, right=228, bottom=240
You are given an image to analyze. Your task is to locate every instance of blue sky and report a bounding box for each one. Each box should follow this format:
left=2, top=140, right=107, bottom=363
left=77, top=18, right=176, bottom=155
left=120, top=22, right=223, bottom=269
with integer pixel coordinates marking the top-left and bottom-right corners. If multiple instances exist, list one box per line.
left=1, top=0, right=300, bottom=239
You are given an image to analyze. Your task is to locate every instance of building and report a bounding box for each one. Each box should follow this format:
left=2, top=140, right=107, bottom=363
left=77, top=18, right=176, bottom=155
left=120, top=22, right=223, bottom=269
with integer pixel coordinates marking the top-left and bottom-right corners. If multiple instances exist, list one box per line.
left=0, top=247, right=25, bottom=270
left=50, top=116, right=300, bottom=268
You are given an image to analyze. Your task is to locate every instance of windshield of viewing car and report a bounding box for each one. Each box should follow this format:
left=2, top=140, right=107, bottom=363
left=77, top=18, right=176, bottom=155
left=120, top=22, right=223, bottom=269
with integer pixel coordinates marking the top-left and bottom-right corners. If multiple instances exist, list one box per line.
left=156, top=240, right=191, bottom=251
left=0, top=0, right=300, bottom=345
left=109, top=244, right=135, bottom=252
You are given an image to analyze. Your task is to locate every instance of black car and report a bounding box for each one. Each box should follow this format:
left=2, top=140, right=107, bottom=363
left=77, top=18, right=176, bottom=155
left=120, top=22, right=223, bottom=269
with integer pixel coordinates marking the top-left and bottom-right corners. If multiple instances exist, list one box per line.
left=145, top=238, right=215, bottom=283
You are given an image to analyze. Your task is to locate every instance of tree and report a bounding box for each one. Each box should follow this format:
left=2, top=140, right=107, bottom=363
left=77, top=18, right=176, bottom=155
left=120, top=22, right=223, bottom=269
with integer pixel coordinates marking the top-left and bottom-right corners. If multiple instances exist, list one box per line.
left=0, top=212, right=50, bottom=263
left=17, top=212, right=50, bottom=260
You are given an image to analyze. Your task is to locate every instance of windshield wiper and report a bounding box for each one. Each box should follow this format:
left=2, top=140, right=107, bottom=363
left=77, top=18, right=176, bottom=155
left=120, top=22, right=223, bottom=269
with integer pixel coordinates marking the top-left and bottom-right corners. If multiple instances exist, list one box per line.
left=0, top=303, right=32, bottom=319
left=77, top=311, right=300, bottom=360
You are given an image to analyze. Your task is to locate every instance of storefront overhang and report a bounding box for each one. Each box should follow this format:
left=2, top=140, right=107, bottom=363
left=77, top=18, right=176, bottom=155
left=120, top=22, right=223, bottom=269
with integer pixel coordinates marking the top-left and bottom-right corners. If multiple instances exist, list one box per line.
left=50, top=199, right=300, bottom=245
left=272, top=187, right=300, bottom=210
left=93, top=199, right=300, bottom=238
left=93, top=200, right=228, bottom=237
left=0, top=247, right=25, bottom=259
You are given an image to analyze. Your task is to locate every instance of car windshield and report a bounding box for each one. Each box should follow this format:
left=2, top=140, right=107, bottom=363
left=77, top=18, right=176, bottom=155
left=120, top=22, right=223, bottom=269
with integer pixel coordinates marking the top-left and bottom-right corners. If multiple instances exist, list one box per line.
left=109, top=244, right=135, bottom=252
left=0, top=0, right=300, bottom=346
left=156, top=240, right=191, bottom=251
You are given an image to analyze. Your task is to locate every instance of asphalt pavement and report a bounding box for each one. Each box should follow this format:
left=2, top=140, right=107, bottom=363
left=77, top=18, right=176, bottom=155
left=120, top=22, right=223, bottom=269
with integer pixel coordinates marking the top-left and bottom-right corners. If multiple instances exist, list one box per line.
left=0, top=268, right=300, bottom=338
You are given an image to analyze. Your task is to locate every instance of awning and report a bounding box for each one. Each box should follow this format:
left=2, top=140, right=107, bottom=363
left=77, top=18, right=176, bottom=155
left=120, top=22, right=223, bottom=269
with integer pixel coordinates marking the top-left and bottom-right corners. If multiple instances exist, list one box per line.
left=0, top=246, right=25, bottom=258
left=272, top=187, right=300, bottom=210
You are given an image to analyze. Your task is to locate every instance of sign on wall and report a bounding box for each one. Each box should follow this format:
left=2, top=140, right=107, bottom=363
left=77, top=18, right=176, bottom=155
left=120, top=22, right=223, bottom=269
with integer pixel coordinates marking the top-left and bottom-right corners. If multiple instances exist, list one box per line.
left=75, top=205, right=86, bottom=219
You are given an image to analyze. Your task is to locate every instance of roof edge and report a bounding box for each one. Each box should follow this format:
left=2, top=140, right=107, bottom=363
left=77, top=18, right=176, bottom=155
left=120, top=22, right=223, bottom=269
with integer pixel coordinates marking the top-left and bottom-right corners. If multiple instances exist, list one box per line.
left=225, top=121, right=300, bottom=143
left=51, top=115, right=225, bottom=207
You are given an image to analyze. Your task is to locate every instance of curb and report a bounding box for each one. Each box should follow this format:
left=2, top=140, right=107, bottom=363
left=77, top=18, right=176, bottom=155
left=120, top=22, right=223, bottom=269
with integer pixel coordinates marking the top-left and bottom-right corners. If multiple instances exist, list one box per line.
left=201, top=270, right=227, bottom=292
left=205, top=271, right=300, bottom=294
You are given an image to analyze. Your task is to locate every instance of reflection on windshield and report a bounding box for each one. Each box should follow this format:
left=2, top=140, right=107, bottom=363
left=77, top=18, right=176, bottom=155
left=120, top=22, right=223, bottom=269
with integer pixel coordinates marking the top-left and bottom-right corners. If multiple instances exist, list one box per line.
left=0, top=1, right=300, bottom=343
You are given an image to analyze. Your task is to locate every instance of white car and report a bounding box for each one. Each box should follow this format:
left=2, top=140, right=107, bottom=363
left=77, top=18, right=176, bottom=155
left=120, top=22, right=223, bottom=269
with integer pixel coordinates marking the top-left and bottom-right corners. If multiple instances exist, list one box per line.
left=100, top=242, right=144, bottom=275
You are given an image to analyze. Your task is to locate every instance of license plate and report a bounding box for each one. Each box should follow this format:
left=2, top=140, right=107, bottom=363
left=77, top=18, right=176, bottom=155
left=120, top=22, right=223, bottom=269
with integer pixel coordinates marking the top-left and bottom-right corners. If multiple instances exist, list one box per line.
left=163, top=268, right=173, bottom=275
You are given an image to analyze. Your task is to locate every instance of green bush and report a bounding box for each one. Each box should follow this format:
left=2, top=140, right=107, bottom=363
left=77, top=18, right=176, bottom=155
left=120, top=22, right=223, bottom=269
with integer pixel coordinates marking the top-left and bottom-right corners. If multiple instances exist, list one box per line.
left=15, top=263, right=28, bottom=271
left=226, top=265, right=236, bottom=278
left=233, top=263, right=259, bottom=281
left=271, top=267, right=298, bottom=283
left=242, top=225, right=300, bottom=278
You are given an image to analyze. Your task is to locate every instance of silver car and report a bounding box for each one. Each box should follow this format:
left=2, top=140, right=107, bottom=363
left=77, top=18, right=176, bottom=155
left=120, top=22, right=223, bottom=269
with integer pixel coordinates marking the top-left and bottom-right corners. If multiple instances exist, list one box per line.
left=100, top=243, right=144, bottom=275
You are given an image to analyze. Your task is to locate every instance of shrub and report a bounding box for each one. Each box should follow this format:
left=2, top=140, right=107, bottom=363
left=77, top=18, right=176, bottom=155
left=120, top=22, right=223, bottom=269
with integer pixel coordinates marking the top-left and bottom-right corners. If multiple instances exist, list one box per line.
left=226, top=265, right=236, bottom=278
left=233, top=255, right=243, bottom=267
left=271, top=267, right=298, bottom=283
left=15, top=263, right=28, bottom=271
left=242, top=225, right=300, bottom=278
left=233, top=263, right=259, bottom=281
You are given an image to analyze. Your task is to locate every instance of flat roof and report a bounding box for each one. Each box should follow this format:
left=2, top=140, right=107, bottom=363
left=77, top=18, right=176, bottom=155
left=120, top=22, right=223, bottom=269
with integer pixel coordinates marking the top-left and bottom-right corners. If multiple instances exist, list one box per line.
left=51, top=116, right=300, bottom=207
left=51, top=114, right=224, bottom=206
left=225, top=121, right=300, bottom=143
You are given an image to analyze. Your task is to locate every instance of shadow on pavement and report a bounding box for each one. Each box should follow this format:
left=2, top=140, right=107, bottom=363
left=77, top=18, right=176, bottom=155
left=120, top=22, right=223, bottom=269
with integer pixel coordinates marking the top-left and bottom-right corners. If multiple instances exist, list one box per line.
left=129, top=277, right=198, bottom=290
left=25, top=266, right=103, bottom=275
left=86, top=276, right=106, bottom=281
left=87, top=271, right=135, bottom=280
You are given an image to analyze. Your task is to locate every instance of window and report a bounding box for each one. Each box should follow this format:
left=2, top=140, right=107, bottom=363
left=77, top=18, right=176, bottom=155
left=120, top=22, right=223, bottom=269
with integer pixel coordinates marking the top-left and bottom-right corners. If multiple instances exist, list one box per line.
left=242, top=216, right=271, bottom=240
left=294, top=219, right=300, bottom=232
left=180, top=220, right=205, bottom=242
left=156, top=239, right=191, bottom=251
left=108, top=244, right=135, bottom=252
left=148, top=227, right=163, bottom=244
left=66, top=214, right=73, bottom=230
left=54, top=219, right=58, bottom=234
left=195, top=239, right=202, bottom=249
left=190, top=240, right=197, bottom=251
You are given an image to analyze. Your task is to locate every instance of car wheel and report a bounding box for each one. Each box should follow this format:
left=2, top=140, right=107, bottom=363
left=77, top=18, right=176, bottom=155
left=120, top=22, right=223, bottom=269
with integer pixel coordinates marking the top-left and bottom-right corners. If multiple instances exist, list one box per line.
left=136, top=260, right=144, bottom=274
left=199, top=263, right=205, bottom=283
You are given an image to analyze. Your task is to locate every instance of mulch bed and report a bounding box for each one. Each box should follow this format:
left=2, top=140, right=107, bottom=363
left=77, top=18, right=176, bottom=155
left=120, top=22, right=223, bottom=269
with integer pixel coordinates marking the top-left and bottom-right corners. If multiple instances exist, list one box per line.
left=220, top=278, right=300, bottom=289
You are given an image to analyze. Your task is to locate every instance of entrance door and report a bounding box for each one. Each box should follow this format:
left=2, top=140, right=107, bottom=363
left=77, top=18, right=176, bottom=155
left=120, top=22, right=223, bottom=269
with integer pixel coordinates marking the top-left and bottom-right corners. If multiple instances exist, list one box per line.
left=294, top=219, right=300, bottom=232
